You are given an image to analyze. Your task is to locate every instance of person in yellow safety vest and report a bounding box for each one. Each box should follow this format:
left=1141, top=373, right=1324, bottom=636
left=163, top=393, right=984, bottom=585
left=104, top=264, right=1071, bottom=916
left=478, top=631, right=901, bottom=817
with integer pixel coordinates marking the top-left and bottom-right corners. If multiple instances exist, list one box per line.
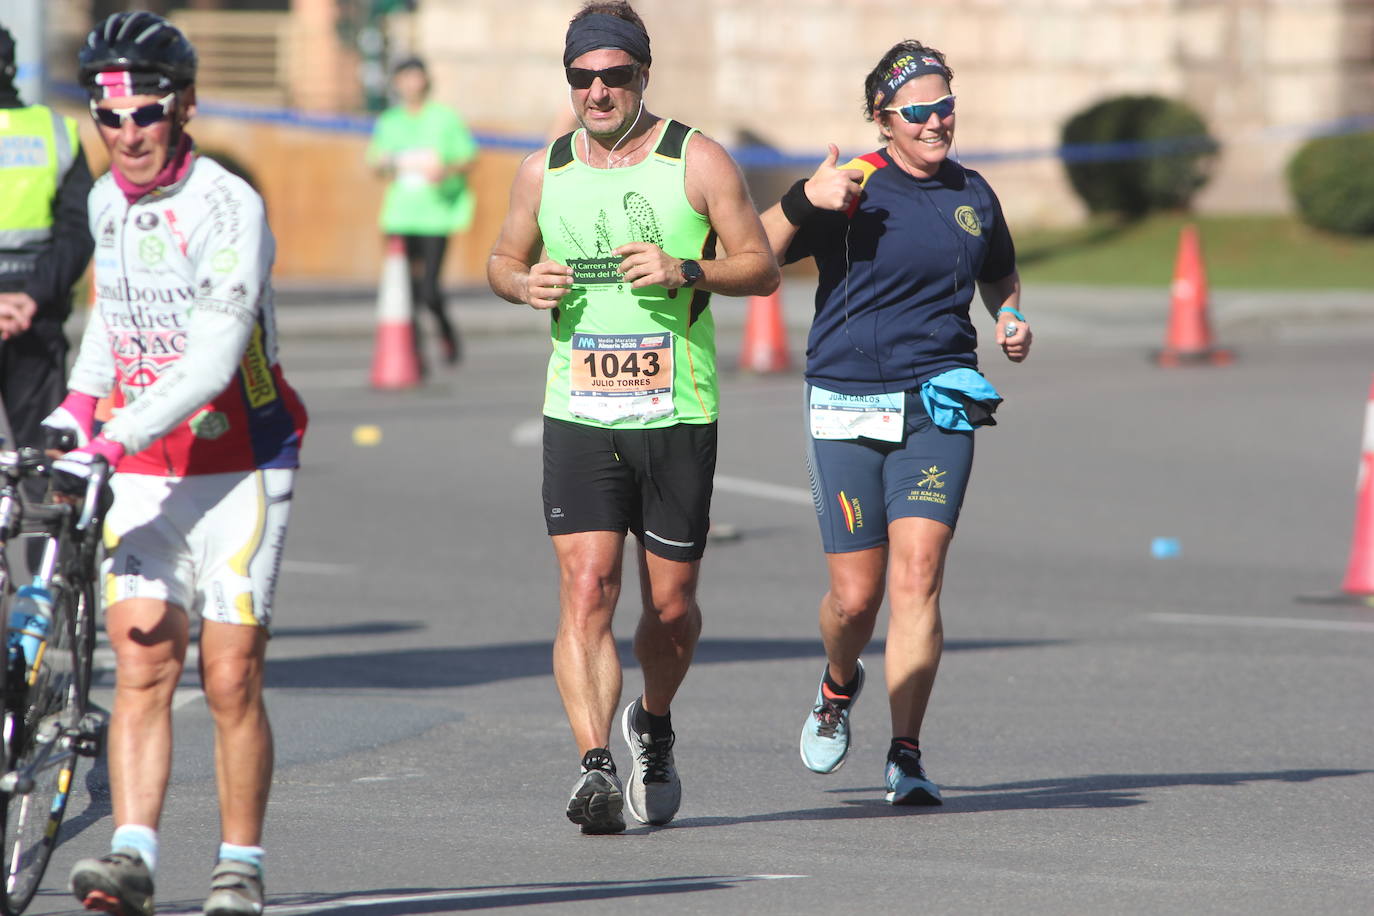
left=0, top=22, right=94, bottom=461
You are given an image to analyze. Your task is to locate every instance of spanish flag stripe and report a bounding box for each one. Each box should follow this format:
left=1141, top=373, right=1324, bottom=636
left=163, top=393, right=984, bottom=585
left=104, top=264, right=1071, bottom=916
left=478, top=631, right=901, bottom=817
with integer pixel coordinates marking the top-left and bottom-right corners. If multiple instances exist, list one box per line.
left=837, top=490, right=856, bottom=534
left=841, top=153, right=887, bottom=217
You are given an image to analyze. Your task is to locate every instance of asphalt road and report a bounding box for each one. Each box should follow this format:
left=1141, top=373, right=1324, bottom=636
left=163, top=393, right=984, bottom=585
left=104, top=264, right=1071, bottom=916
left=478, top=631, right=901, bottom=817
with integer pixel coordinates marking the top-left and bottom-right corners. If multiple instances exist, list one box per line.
left=24, top=307, right=1374, bottom=915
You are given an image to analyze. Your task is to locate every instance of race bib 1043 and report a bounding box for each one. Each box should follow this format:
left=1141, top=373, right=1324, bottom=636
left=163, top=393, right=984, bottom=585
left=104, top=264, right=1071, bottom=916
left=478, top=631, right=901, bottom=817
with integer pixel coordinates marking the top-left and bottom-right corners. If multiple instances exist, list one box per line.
left=569, top=332, right=674, bottom=424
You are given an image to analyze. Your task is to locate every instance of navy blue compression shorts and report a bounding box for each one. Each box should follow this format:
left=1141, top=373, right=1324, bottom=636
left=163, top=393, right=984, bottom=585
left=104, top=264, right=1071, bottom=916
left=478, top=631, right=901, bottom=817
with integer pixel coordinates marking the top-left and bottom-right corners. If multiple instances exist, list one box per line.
left=804, top=384, right=974, bottom=553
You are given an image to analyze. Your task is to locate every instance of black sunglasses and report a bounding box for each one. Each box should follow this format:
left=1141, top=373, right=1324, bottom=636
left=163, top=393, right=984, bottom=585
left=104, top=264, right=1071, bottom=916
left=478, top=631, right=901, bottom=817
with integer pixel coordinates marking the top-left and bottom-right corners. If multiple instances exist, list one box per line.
left=565, top=65, right=639, bottom=90
left=89, top=92, right=176, bottom=129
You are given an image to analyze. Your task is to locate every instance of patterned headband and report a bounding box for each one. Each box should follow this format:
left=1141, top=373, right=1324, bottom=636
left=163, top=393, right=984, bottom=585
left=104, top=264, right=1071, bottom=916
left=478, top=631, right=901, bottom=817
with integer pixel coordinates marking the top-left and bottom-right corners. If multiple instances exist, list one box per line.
left=873, top=53, right=948, bottom=111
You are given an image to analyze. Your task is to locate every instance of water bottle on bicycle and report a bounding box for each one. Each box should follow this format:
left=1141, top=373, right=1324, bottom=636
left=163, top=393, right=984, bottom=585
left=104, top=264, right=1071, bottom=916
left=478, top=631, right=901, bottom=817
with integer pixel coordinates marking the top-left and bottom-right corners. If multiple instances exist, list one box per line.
left=6, top=583, right=54, bottom=674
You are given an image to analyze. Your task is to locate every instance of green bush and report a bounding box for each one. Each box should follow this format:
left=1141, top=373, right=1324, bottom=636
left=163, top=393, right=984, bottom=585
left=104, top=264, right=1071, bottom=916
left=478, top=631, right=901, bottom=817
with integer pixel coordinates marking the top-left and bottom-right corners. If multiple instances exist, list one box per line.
left=1060, top=95, right=1217, bottom=218
left=1287, top=132, right=1374, bottom=235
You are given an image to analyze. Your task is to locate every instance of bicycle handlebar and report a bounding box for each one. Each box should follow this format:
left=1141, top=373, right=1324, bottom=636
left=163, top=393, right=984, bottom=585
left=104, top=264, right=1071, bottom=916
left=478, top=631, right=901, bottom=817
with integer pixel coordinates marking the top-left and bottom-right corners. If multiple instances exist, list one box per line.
left=0, top=446, right=112, bottom=541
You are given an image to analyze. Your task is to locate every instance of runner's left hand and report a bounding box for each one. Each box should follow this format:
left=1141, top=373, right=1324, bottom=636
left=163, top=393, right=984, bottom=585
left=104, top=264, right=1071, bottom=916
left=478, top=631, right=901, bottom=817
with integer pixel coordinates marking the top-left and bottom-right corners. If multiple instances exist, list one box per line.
left=614, top=242, right=687, bottom=290
left=998, top=314, right=1031, bottom=363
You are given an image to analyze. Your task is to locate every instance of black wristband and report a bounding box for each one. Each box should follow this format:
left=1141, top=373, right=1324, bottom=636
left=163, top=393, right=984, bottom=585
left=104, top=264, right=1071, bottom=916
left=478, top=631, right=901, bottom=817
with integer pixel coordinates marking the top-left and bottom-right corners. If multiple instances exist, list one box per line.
left=780, top=178, right=818, bottom=227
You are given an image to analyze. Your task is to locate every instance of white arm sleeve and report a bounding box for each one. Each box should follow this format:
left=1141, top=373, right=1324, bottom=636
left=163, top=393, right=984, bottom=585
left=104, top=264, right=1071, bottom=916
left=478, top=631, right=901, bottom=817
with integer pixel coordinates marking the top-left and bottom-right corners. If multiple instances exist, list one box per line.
left=66, top=304, right=116, bottom=399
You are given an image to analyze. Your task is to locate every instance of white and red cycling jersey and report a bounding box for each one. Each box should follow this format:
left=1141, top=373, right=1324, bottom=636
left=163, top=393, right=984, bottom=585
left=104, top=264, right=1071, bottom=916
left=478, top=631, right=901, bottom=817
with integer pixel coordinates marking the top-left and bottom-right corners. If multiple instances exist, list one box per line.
left=68, top=150, right=306, bottom=476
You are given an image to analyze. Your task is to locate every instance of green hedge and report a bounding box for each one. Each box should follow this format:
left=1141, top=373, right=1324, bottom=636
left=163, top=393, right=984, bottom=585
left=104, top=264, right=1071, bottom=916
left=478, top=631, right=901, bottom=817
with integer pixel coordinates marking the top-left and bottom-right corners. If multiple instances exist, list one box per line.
left=1060, top=95, right=1217, bottom=218
left=1287, top=132, right=1374, bottom=235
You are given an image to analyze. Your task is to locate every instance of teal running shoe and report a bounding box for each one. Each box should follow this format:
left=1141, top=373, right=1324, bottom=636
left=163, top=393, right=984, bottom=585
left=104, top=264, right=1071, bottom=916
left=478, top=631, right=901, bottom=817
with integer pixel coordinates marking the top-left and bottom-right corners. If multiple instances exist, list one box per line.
left=885, top=740, right=943, bottom=805
left=799, top=659, right=864, bottom=774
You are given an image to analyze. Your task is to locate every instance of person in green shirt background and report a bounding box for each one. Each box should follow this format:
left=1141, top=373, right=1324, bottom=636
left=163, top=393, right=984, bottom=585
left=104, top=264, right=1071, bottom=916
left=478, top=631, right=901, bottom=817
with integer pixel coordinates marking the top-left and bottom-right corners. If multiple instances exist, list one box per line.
left=368, top=56, right=478, bottom=367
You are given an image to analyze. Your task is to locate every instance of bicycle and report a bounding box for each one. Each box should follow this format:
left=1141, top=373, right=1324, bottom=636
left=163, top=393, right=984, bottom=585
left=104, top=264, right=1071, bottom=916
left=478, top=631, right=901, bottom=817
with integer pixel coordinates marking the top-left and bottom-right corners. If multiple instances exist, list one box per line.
left=0, top=443, right=109, bottom=915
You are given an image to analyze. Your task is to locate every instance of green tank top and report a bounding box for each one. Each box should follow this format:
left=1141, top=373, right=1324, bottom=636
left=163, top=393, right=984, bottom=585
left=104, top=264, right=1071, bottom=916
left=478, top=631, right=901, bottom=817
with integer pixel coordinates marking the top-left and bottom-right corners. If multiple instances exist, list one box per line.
left=537, top=119, right=717, bottom=428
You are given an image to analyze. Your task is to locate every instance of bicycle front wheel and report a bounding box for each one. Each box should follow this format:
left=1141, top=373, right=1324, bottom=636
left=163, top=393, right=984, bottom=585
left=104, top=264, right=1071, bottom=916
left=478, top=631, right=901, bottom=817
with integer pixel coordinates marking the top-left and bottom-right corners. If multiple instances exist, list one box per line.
left=0, top=585, right=83, bottom=916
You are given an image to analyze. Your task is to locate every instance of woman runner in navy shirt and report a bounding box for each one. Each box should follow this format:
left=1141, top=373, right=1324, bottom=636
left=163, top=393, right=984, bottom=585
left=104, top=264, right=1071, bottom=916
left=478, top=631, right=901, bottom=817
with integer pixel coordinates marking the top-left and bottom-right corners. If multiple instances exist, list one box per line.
left=760, top=39, right=1032, bottom=806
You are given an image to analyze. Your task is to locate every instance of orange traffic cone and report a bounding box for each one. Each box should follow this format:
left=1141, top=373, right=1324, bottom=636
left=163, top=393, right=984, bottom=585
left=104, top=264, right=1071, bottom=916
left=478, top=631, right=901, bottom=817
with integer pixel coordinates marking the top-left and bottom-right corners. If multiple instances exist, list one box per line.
left=1154, top=224, right=1232, bottom=367
left=1299, top=376, right=1374, bottom=606
left=739, top=289, right=790, bottom=373
left=370, top=235, right=422, bottom=390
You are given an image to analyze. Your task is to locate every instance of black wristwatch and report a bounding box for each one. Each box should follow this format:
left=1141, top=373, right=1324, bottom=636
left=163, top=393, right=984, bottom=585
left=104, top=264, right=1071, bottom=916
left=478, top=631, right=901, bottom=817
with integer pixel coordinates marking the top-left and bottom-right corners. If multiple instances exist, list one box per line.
left=679, top=259, right=704, bottom=288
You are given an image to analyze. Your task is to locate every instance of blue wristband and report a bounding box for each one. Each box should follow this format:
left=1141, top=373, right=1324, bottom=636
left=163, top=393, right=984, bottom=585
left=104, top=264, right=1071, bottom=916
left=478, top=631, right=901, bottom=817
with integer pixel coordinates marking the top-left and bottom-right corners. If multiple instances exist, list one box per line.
left=998, top=306, right=1026, bottom=322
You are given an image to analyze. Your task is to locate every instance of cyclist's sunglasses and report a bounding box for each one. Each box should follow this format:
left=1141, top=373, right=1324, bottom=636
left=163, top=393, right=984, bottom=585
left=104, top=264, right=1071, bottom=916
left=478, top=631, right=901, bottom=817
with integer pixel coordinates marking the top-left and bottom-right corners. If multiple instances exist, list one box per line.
left=565, top=65, right=640, bottom=90
left=883, top=94, right=956, bottom=124
left=89, top=92, right=176, bottom=129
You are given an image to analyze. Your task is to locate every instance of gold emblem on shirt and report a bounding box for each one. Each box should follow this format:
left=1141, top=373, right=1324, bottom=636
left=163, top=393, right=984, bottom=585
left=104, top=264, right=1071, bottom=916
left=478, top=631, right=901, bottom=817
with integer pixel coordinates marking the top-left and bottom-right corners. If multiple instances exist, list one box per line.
left=954, top=205, right=981, bottom=237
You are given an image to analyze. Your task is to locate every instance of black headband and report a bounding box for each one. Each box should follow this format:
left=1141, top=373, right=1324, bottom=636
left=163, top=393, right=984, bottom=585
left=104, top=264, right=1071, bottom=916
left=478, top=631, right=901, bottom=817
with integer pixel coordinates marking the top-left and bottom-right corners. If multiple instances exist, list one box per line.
left=563, top=13, right=651, bottom=68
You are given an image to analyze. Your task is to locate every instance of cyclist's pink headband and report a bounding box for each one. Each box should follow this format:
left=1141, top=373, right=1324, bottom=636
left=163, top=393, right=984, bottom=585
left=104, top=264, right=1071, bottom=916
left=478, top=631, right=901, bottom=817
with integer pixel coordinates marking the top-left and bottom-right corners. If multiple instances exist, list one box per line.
left=93, top=69, right=172, bottom=100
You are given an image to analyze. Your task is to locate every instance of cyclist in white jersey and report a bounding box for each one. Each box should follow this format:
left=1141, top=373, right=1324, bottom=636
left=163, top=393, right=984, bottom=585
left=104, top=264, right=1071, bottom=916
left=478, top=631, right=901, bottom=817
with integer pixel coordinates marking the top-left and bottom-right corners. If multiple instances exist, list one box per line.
left=43, top=13, right=306, bottom=916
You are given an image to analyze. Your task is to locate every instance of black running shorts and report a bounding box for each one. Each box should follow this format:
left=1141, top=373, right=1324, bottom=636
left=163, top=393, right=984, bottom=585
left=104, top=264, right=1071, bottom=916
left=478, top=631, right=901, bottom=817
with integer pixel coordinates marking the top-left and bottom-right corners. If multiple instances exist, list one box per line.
left=542, top=417, right=717, bottom=562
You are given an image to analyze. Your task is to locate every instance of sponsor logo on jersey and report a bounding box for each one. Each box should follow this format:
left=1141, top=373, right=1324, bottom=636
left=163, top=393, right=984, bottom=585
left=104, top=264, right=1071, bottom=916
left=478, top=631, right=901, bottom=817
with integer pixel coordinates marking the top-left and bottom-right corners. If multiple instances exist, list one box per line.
left=97, top=278, right=196, bottom=305
left=165, top=208, right=189, bottom=255
left=240, top=324, right=278, bottom=409
left=138, top=236, right=165, bottom=265
left=99, top=221, right=117, bottom=248
left=190, top=409, right=231, bottom=440
left=134, top=211, right=159, bottom=230
left=211, top=248, right=238, bottom=273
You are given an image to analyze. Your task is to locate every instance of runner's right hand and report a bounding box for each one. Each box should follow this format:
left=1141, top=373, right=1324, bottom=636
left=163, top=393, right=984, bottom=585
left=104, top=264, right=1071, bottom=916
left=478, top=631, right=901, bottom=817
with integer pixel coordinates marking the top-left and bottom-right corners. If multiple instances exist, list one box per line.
left=804, top=144, right=864, bottom=212
left=50, top=437, right=124, bottom=497
left=525, top=260, right=573, bottom=310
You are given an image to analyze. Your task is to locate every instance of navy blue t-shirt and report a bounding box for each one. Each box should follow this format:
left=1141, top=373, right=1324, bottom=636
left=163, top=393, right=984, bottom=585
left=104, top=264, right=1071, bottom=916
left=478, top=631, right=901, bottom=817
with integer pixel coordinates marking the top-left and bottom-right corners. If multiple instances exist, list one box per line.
left=785, top=150, right=1016, bottom=395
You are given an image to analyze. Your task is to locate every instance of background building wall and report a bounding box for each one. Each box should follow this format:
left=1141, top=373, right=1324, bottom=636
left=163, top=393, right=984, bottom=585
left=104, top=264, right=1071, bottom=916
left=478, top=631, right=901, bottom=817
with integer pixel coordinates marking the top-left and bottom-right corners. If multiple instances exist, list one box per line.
left=53, top=0, right=1374, bottom=284
left=403, top=0, right=1374, bottom=227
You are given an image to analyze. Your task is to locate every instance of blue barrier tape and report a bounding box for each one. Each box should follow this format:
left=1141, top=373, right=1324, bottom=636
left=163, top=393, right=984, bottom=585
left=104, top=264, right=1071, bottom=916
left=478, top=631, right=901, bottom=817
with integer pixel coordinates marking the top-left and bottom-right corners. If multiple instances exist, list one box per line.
left=48, top=82, right=1374, bottom=168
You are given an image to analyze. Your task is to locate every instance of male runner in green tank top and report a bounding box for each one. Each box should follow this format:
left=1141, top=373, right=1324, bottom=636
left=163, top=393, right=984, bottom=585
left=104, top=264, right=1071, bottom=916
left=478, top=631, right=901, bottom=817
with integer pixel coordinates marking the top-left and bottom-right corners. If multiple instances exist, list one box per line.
left=488, top=1, right=778, bottom=835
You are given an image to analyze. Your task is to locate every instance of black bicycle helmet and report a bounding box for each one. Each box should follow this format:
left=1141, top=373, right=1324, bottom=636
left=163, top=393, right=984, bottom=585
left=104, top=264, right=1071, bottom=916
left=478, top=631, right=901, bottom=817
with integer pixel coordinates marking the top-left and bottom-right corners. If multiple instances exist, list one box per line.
left=78, top=12, right=196, bottom=93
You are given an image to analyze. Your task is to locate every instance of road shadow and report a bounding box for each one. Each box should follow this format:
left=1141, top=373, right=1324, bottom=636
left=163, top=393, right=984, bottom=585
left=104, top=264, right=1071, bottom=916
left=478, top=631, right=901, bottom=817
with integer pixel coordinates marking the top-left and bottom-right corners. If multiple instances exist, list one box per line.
left=934, top=768, right=1372, bottom=812
left=264, top=637, right=1060, bottom=691
left=149, top=875, right=794, bottom=915
left=50, top=756, right=112, bottom=849
left=667, top=768, right=1372, bottom=829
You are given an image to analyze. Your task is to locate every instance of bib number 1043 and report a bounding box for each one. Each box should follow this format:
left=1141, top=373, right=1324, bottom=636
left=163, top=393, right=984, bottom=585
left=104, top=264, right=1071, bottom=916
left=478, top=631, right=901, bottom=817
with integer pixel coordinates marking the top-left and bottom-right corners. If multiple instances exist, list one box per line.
left=568, top=332, right=675, bottom=423
left=582, top=349, right=661, bottom=380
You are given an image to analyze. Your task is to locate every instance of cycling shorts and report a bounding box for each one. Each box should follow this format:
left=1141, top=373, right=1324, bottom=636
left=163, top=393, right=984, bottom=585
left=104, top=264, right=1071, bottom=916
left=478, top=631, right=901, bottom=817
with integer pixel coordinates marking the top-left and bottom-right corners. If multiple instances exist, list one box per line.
left=805, top=385, right=974, bottom=553
left=542, top=417, right=716, bottom=562
left=102, top=468, right=294, bottom=628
